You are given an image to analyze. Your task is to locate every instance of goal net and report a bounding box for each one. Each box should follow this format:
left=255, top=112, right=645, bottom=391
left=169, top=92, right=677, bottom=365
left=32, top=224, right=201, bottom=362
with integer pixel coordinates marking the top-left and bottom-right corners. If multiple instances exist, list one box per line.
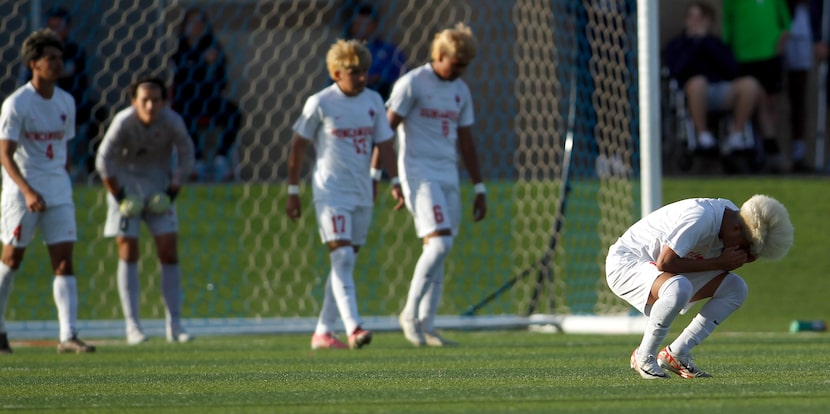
left=0, top=0, right=646, bottom=338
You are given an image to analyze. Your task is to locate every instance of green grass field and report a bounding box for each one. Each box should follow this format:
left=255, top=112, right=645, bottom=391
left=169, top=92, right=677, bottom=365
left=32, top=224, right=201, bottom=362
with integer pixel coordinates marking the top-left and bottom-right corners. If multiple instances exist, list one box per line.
left=2, top=332, right=829, bottom=413
left=2, top=176, right=829, bottom=412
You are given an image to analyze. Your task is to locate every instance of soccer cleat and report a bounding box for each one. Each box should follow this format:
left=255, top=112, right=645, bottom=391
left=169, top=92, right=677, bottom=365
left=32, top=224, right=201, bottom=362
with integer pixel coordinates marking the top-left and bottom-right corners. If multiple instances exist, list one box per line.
left=57, top=335, right=96, bottom=353
left=630, top=348, right=669, bottom=379
left=310, top=332, right=348, bottom=350
left=167, top=326, right=193, bottom=343
left=0, top=332, right=12, bottom=354
left=126, top=328, right=148, bottom=345
left=348, top=326, right=373, bottom=349
left=423, top=330, right=458, bottom=347
left=399, top=314, right=425, bottom=346
left=657, top=346, right=712, bottom=378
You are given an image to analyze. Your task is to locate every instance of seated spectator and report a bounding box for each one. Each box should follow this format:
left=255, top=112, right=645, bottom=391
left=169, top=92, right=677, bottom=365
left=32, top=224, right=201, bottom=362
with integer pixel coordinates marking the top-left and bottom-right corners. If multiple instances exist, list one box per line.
left=664, top=1, right=762, bottom=155
left=172, top=8, right=242, bottom=181
left=37, top=7, right=107, bottom=180
left=344, top=2, right=407, bottom=100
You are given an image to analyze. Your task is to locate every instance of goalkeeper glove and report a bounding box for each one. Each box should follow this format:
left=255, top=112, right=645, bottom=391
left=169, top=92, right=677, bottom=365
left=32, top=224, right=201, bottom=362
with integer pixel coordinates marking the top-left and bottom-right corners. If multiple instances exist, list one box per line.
left=147, top=192, right=172, bottom=214
left=118, top=193, right=144, bottom=218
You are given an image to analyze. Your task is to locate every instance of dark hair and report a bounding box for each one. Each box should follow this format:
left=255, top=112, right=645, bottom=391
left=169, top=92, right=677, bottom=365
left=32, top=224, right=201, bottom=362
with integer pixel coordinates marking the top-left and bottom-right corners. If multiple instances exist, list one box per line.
left=688, top=1, right=716, bottom=21
left=178, top=7, right=211, bottom=36
left=356, top=3, right=378, bottom=20
left=129, top=76, right=168, bottom=100
left=45, top=6, right=71, bottom=24
left=21, top=28, right=64, bottom=65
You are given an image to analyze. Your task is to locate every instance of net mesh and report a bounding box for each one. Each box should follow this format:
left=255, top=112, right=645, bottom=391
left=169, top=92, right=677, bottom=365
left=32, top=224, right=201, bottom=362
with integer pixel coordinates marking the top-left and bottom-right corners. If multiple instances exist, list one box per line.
left=0, top=0, right=640, bottom=330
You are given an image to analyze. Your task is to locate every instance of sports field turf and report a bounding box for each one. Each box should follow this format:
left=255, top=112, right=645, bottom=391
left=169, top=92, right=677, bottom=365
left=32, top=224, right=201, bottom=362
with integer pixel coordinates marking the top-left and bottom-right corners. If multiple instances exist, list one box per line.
left=2, top=177, right=828, bottom=412
left=2, top=332, right=829, bottom=413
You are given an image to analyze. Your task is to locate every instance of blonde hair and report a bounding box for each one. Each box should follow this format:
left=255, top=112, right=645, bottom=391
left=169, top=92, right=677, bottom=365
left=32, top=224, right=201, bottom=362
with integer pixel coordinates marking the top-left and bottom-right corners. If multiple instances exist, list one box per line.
left=430, top=22, right=477, bottom=62
left=739, top=194, right=794, bottom=260
left=326, top=39, right=371, bottom=80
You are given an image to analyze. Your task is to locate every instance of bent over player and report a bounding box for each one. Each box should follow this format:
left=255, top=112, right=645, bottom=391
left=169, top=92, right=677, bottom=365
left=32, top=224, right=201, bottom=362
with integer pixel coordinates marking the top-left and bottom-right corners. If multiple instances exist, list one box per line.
left=286, top=39, right=404, bottom=350
left=96, top=77, right=195, bottom=344
left=606, top=195, right=793, bottom=379
left=377, top=23, right=487, bottom=347
left=0, top=29, right=95, bottom=353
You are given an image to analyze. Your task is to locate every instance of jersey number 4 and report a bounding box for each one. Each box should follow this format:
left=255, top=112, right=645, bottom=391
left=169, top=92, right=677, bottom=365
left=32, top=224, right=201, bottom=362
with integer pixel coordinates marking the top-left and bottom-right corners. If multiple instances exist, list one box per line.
left=45, top=144, right=54, bottom=160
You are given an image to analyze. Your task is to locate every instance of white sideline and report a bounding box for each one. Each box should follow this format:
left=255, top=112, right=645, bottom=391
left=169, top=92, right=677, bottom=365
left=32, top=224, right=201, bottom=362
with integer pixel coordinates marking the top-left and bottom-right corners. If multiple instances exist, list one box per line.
left=5, top=314, right=647, bottom=340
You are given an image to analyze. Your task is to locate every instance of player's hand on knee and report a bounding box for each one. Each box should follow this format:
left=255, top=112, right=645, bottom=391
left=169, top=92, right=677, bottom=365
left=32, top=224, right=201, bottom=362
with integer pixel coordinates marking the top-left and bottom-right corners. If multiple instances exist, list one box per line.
left=390, top=185, right=405, bottom=210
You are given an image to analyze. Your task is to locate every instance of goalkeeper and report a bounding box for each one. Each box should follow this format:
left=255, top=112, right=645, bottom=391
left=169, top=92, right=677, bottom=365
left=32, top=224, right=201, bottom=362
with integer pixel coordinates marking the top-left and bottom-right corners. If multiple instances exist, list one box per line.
left=606, top=195, right=793, bottom=379
left=95, top=77, right=195, bottom=345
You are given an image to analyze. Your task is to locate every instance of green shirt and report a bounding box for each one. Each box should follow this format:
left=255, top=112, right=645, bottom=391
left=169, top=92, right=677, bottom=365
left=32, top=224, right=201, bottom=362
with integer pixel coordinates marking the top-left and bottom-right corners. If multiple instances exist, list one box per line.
left=722, top=0, right=791, bottom=62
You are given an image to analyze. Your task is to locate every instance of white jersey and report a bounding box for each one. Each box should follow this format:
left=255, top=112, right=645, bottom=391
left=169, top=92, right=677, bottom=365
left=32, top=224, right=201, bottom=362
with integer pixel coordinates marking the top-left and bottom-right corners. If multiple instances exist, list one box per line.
left=609, top=198, right=739, bottom=263
left=386, top=63, right=475, bottom=185
left=96, top=106, right=195, bottom=198
left=293, top=84, right=393, bottom=207
left=0, top=83, right=75, bottom=207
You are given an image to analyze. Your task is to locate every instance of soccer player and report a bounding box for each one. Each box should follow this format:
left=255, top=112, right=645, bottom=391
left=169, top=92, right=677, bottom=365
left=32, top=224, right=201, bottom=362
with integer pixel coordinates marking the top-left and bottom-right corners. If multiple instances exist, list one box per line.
left=95, top=77, right=195, bottom=344
left=0, top=29, right=95, bottom=354
left=606, top=195, right=793, bottom=379
left=286, top=39, right=404, bottom=350
left=377, top=23, right=487, bottom=347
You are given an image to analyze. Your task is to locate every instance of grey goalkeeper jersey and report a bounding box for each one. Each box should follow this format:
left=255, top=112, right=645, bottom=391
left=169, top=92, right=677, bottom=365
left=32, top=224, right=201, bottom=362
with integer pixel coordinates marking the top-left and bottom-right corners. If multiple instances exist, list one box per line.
left=96, top=106, right=195, bottom=198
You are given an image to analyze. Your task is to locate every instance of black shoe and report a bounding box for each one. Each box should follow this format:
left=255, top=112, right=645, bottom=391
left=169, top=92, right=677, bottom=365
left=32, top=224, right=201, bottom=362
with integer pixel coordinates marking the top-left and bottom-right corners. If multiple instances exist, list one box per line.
left=57, top=335, right=96, bottom=353
left=0, top=332, right=12, bottom=354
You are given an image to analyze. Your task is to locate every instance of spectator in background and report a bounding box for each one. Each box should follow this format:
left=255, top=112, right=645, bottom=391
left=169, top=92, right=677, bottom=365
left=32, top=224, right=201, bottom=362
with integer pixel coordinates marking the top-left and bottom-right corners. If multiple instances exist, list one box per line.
left=39, top=7, right=107, bottom=180
left=344, top=2, right=407, bottom=100
left=809, top=0, right=829, bottom=173
left=172, top=8, right=242, bottom=182
left=785, top=0, right=814, bottom=172
left=722, top=0, right=791, bottom=172
left=664, top=1, right=762, bottom=158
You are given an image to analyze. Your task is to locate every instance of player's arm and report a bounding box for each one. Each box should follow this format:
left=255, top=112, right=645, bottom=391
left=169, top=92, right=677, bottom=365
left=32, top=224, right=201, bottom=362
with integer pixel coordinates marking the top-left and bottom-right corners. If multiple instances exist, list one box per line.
left=169, top=117, right=196, bottom=200
left=655, top=245, right=749, bottom=274
left=376, top=139, right=404, bottom=210
left=95, top=121, right=127, bottom=202
left=0, top=139, right=44, bottom=212
left=457, top=126, right=486, bottom=222
left=285, top=133, right=308, bottom=221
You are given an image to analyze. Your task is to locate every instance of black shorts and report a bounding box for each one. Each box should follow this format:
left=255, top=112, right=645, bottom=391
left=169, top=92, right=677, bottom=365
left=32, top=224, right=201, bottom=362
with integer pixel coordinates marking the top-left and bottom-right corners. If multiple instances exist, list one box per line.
left=739, top=56, right=784, bottom=95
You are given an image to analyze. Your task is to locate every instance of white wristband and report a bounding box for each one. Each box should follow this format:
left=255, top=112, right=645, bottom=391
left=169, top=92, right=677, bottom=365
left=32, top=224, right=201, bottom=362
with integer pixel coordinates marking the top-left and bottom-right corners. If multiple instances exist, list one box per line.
left=287, top=185, right=300, bottom=195
left=390, top=177, right=401, bottom=186
left=370, top=168, right=382, bottom=181
left=474, top=182, right=486, bottom=194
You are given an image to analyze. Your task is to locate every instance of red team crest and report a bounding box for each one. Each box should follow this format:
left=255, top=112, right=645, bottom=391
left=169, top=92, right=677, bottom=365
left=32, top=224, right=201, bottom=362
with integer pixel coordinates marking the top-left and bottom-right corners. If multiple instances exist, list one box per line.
left=368, top=108, right=375, bottom=118
left=60, top=113, right=67, bottom=122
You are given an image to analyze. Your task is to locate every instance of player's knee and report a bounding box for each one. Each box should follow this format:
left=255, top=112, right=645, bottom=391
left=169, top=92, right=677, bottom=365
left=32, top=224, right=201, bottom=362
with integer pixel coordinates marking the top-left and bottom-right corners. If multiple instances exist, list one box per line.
left=658, top=275, right=693, bottom=305
left=330, top=246, right=356, bottom=269
left=426, top=236, right=453, bottom=259
left=715, top=273, right=748, bottom=307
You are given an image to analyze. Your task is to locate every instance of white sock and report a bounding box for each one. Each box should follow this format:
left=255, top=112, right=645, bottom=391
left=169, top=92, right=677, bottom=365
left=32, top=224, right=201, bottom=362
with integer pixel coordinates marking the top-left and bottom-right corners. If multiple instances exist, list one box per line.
left=402, top=236, right=453, bottom=321
left=419, top=266, right=444, bottom=332
left=329, top=247, right=359, bottom=334
left=161, top=264, right=182, bottom=331
left=637, top=276, right=692, bottom=359
left=117, top=260, right=141, bottom=332
left=0, top=262, right=17, bottom=333
left=669, top=273, right=748, bottom=355
left=53, top=276, right=78, bottom=342
left=314, top=274, right=339, bottom=335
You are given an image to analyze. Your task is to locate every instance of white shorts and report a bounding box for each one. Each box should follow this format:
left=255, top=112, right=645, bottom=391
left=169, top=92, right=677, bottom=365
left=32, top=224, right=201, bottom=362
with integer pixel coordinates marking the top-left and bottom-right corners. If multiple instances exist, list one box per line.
left=403, top=180, right=460, bottom=238
left=103, top=196, right=179, bottom=238
left=605, top=255, right=730, bottom=316
left=0, top=202, right=77, bottom=247
left=314, top=202, right=372, bottom=246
